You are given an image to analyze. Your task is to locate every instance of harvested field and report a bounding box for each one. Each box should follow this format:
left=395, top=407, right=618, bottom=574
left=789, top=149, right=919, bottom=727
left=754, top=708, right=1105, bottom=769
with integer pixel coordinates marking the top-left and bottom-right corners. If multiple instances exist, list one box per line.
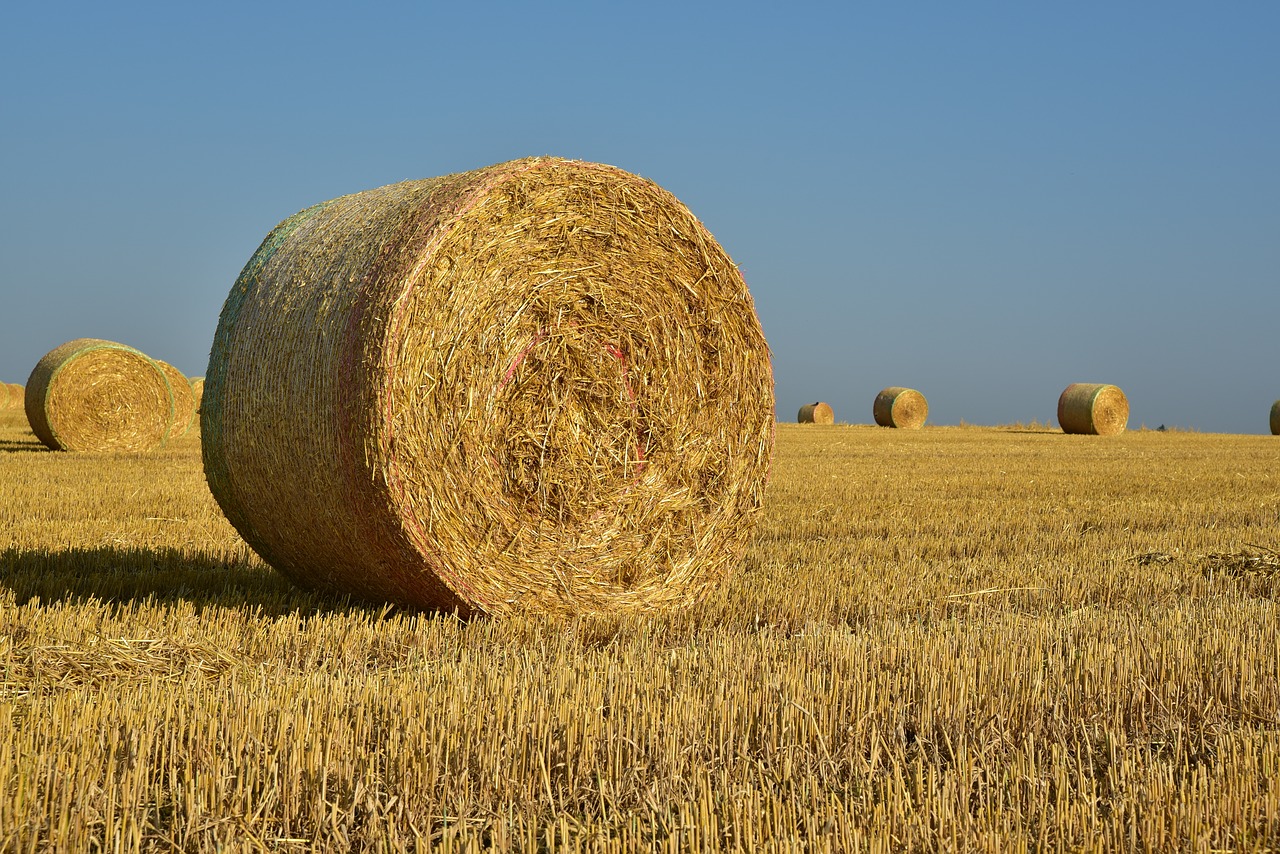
left=2, top=412, right=1278, bottom=850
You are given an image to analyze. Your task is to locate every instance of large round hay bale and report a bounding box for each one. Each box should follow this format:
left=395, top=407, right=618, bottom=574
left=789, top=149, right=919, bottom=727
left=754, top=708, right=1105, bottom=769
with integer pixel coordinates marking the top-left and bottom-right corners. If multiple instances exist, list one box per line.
left=1271, top=400, right=1280, bottom=436
left=0, top=383, right=12, bottom=409
left=25, top=339, right=175, bottom=452
left=797, top=402, right=834, bottom=424
left=1057, top=383, right=1128, bottom=436
left=8, top=384, right=23, bottom=408
left=189, top=376, right=204, bottom=408
left=203, top=157, right=775, bottom=617
left=155, top=361, right=197, bottom=437
left=873, top=387, right=928, bottom=429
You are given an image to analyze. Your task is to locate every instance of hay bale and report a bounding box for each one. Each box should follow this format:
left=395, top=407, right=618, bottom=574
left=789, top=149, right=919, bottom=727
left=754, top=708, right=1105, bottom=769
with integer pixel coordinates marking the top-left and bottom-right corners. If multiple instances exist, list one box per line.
left=797, top=402, right=834, bottom=424
left=1057, top=383, right=1128, bottom=436
left=203, top=157, right=775, bottom=617
left=25, top=338, right=175, bottom=452
left=189, top=376, right=204, bottom=409
left=155, top=361, right=196, bottom=437
left=873, top=387, right=928, bottom=429
left=9, top=384, right=23, bottom=409
left=1271, top=400, right=1280, bottom=436
left=0, top=383, right=12, bottom=409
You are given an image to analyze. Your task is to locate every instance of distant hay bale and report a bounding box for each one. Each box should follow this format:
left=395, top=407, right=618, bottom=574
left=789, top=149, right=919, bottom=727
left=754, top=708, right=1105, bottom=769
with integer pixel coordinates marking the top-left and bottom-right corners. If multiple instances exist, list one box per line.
left=1057, top=383, right=1129, bottom=436
left=797, top=402, right=834, bottom=424
left=0, top=383, right=12, bottom=409
left=873, top=387, right=928, bottom=429
left=1271, top=400, right=1280, bottom=436
left=9, top=384, right=23, bottom=409
left=189, top=377, right=204, bottom=409
left=203, top=157, right=775, bottom=617
left=155, top=361, right=196, bottom=437
left=25, top=339, right=175, bottom=452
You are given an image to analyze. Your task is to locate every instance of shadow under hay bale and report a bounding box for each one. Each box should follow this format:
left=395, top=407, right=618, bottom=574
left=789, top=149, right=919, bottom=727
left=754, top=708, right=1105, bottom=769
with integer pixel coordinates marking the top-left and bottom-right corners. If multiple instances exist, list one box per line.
left=203, top=157, right=775, bottom=618
left=797, top=402, right=834, bottom=424
left=1057, top=383, right=1128, bottom=436
left=873, top=387, right=928, bottom=429
left=25, top=339, right=175, bottom=452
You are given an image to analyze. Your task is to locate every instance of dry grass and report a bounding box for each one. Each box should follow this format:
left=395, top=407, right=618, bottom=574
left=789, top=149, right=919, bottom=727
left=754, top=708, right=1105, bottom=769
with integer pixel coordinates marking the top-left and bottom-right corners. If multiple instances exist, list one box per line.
left=203, top=158, right=773, bottom=617
left=2, top=412, right=1279, bottom=850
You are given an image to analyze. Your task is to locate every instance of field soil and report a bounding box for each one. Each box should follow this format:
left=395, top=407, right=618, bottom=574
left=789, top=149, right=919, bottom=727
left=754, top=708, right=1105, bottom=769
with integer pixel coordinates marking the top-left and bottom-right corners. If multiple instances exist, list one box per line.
left=2, top=410, right=1278, bottom=851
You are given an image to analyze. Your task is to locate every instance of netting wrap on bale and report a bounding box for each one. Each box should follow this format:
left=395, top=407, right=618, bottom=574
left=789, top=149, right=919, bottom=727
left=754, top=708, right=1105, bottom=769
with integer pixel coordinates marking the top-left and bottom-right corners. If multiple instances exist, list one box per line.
left=203, top=157, right=775, bottom=617
left=156, top=361, right=197, bottom=437
left=797, top=402, right=834, bottom=424
left=25, top=339, right=175, bottom=452
left=1057, top=383, right=1129, bottom=436
left=873, top=387, right=928, bottom=429
left=1271, top=400, right=1279, bottom=436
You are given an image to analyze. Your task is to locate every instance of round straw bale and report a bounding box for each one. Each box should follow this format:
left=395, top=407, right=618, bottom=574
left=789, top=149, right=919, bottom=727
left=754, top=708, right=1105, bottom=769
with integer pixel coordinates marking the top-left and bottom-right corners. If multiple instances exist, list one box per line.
left=1057, top=383, right=1128, bottom=436
left=1271, top=400, right=1280, bottom=436
left=797, top=402, right=834, bottom=424
left=25, top=339, right=175, bottom=452
left=203, top=157, right=775, bottom=617
left=189, top=376, right=204, bottom=408
left=155, top=361, right=196, bottom=437
left=0, top=383, right=12, bottom=409
left=873, top=387, right=928, bottom=429
left=9, top=384, right=23, bottom=408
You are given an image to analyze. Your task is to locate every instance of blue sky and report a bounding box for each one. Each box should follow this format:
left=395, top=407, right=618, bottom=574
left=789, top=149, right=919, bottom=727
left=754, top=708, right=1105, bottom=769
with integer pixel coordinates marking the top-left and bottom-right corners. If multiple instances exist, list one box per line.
left=2, top=2, right=1277, bottom=433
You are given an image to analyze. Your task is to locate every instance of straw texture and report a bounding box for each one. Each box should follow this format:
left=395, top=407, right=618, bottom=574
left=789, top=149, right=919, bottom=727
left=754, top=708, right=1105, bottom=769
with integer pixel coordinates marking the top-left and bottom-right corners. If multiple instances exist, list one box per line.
left=1271, top=400, right=1279, bottom=436
left=190, top=377, right=204, bottom=410
left=156, top=361, right=196, bottom=437
left=25, top=339, right=175, bottom=452
left=0, top=384, right=13, bottom=409
left=873, top=387, right=928, bottom=429
left=203, top=157, right=775, bottom=617
left=1057, top=383, right=1129, bottom=436
left=797, top=402, right=834, bottom=424
left=9, top=384, right=23, bottom=409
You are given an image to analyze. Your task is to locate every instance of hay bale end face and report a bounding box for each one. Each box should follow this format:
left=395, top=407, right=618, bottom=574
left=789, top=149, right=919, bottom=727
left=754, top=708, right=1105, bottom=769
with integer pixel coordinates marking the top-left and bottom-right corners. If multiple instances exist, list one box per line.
left=0, top=383, right=23, bottom=409
left=873, top=387, right=928, bottom=429
left=1271, top=400, right=1280, bottom=436
left=1057, top=383, right=1129, bottom=436
left=25, top=339, right=175, bottom=452
left=203, top=157, right=775, bottom=617
left=797, top=402, right=834, bottom=424
left=155, top=361, right=196, bottom=437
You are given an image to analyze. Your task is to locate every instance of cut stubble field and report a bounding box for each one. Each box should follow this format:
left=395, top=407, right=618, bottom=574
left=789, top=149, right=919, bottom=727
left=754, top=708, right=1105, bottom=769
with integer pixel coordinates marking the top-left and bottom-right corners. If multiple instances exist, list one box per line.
left=1, top=408, right=1278, bottom=851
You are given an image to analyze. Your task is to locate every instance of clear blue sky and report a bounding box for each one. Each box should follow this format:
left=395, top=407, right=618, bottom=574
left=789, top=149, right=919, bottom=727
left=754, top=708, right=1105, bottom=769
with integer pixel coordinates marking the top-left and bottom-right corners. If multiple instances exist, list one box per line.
left=2, top=2, right=1277, bottom=433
